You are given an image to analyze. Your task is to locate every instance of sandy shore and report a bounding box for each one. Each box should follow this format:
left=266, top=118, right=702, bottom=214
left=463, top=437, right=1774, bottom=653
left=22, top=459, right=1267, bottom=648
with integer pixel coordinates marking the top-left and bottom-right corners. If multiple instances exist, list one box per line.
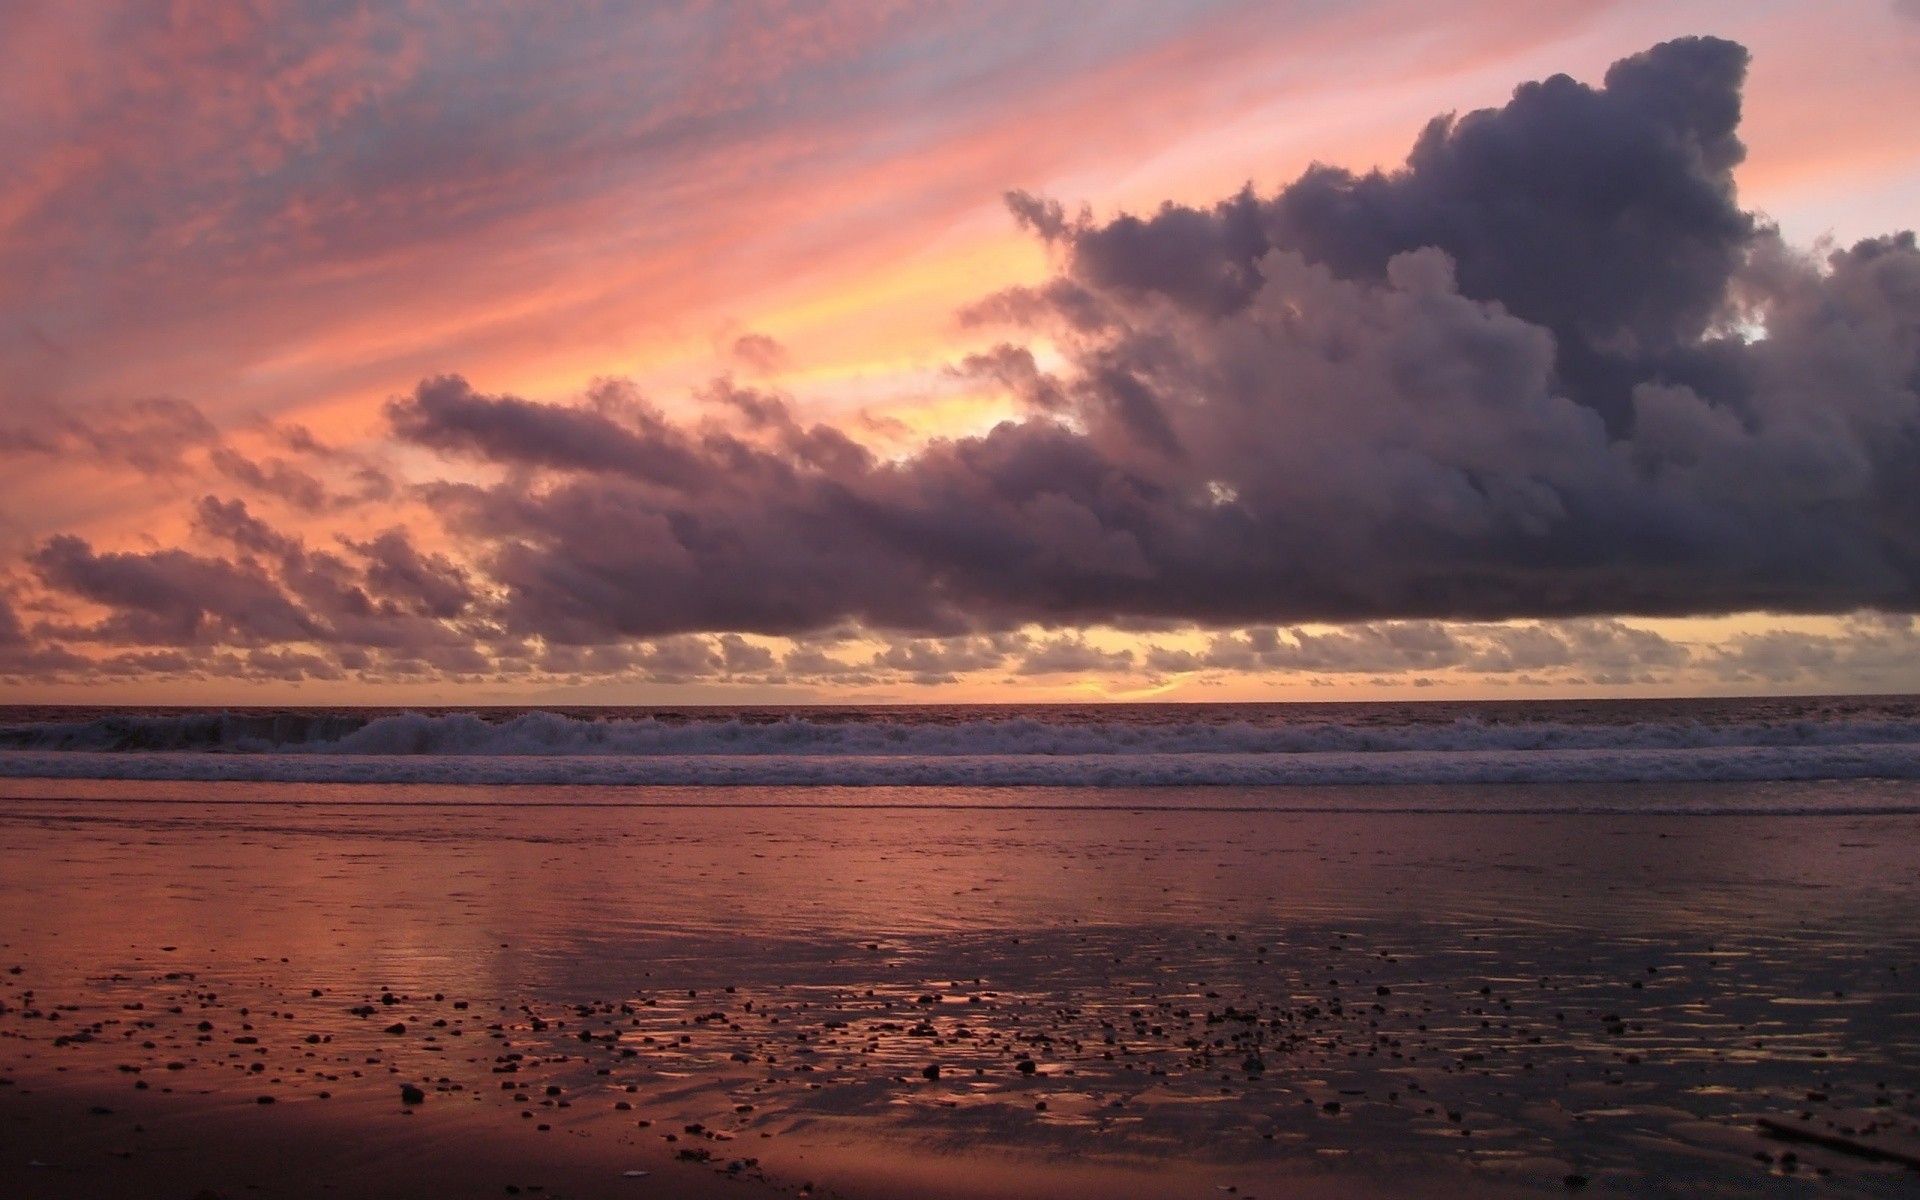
left=0, top=1078, right=1536, bottom=1200
left=3, top=783, right=1919, bottom=1196
left=0, top=1073, right=770, bottom=1200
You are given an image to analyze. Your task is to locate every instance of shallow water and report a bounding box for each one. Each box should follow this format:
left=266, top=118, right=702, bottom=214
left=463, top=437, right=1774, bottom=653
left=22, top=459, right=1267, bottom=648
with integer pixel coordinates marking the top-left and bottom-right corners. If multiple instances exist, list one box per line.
left=2, top=783, right=1918, bottom=1195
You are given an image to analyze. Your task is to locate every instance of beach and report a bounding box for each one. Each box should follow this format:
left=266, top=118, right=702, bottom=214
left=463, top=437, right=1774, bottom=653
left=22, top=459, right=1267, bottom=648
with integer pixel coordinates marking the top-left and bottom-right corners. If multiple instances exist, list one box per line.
left=4, top=771, right=1918, bottom=1197
left=9, top=8, right=1920, bottom=1194
left=7, top=4, right=1919, bottom=1189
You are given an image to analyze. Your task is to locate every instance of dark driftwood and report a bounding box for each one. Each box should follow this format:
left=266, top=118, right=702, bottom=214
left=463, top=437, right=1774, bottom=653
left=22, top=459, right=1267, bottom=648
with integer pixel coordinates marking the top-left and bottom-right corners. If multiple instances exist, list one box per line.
left=1756, top=1117, right=1920, bottom=1170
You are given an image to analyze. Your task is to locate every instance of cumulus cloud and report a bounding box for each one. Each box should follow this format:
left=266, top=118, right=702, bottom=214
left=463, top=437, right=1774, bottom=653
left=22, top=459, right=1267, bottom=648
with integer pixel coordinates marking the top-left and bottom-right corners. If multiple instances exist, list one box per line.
left=356, top=38, right=1920, bottom=651
left=9, top=37, right=1920, bottom=691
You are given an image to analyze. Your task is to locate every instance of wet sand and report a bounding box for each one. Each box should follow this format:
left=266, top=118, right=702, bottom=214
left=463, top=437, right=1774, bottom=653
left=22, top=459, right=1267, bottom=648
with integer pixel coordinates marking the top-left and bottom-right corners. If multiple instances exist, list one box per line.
left=3, top=782, right=1919, bottom=1197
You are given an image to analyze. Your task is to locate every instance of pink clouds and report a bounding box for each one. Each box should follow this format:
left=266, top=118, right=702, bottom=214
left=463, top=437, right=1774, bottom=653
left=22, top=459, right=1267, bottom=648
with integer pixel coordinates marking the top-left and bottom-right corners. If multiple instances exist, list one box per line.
left=5, top=2, right=1628, bottom=437
left=7, top=2, right=1905, bottom=453
left=1, top=6, right=1918, bottom=700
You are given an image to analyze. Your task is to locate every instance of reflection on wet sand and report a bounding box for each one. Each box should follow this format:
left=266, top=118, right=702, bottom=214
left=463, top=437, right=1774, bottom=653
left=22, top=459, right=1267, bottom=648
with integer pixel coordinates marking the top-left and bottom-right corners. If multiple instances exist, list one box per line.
left=2, top=789, right=1918, bottom=1197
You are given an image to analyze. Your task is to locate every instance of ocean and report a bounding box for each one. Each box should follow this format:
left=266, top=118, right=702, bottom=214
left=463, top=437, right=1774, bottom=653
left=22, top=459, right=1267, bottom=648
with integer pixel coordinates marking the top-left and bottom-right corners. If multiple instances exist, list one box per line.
left=3, top=695, right=1919, bottom=804
left=6, top=696, right=1919, bottom=1194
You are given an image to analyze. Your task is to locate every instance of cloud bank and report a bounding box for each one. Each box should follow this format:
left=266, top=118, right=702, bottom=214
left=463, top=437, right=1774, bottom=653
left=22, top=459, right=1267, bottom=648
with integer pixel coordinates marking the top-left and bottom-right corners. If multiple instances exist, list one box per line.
left=8, top=37, right=1920, bottom=692
left=375, top=39, right=1919, bottom=646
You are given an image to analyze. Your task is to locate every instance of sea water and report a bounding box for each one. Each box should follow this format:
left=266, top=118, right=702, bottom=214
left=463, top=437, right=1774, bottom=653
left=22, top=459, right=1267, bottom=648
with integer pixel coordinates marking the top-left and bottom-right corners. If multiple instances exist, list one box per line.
left=3, top=695, right=1920, bottom=799
left=4, top=697, right=1919, bottom=1193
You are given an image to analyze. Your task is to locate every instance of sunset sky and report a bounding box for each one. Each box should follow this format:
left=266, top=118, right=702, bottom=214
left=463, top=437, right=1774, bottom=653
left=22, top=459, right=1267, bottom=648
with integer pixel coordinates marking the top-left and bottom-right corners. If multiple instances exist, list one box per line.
left=3, top=0, right=1919, bottom=704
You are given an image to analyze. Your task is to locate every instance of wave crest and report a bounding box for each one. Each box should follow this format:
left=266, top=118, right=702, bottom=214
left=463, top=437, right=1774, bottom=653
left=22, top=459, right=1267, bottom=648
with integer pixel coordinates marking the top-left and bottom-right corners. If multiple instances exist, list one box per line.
left=5, top=707, right=1920, bottom=759
left=4, top=707, right=1920, bottom=789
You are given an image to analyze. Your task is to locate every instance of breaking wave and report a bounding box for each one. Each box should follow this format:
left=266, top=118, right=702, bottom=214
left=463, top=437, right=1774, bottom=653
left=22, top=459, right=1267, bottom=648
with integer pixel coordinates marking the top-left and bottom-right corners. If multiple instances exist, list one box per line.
left=3, top=707, right=1920, bottom=787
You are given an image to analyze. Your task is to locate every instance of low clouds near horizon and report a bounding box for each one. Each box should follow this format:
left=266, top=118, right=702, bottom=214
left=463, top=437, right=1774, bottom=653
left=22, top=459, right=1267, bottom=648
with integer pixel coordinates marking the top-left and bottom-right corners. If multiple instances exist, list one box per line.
left=4, top=35, right=1919, bottom=697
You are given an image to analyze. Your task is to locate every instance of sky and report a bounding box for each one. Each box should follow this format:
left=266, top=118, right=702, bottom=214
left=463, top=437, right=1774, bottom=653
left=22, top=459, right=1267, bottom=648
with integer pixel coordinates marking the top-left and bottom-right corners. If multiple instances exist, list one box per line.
left=1, top=0, right=1918, bottom=705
